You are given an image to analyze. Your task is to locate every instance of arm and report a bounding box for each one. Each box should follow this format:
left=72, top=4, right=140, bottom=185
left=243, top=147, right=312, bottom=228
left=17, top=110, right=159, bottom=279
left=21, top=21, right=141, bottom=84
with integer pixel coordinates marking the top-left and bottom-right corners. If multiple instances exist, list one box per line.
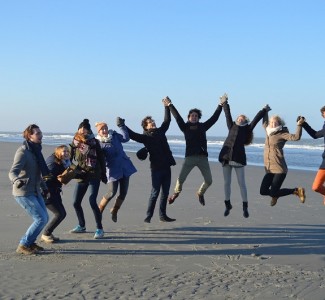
left=282, top=125, right=302, bottom=141
left=302, top=121, right=324, bottom=139
left=249, top=106, right=268, bottom=131
left=203, top=104, right=223, bottom=131
left=262, top=111, right=269, bottom=129
left=116, top=117, right=130, bottom=142
left=126, top=126, right=147, bottom=144
left=160, top=106, right=171, bottom=133
left=8, top=147, right=26, bottom=184
left=223, top=102, right=234, bottom=130
left=168, top=103, right=186, bottom=132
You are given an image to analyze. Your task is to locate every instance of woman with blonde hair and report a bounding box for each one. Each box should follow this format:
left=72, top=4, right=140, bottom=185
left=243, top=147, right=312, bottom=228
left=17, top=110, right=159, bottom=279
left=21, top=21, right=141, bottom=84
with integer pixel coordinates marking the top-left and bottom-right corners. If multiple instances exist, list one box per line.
left=259, top=112, right=306, bottom=206
left=41, top=145, right=71, bottom=243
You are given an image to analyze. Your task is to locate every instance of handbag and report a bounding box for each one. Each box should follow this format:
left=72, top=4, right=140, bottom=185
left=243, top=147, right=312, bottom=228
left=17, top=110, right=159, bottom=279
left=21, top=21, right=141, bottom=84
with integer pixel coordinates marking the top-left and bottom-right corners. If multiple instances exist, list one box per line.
left=57, top=165, right=78, bottom=185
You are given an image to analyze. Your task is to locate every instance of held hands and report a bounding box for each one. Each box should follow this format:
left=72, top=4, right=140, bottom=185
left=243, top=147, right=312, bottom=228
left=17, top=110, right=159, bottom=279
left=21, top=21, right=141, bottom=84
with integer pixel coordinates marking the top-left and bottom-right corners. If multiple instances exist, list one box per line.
left=296, top=116, right=305, bottom=126
left=116, top=117, right=125, bottom=127
left=263, top=104, right=271, bottom=112
left=219, top=93, right=228, bottom=106
left=162, top=96, right=172, bottom=106
left=101, top=173, right=108, bottom=184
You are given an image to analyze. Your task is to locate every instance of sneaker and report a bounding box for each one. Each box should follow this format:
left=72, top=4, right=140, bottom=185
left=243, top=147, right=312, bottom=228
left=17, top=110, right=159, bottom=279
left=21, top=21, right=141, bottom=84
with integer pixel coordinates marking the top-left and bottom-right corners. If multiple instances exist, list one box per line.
left=197, top=193, right=205, bottom=206
left=270, top=197, right=278, bottom=206
left=30, top=243, right=44, bottom=251
left=160, top=216, right=176, bottom=222
left=70, top=225, right=86, bottom=233
left=144, top=216, right=151, bottom=223
left=41, top=234, right=54, bottom=243
left=94, top=229, right=104, bottom=239
left=294, top=187, right=306, bottom=203
left=168, top=193, right=179, bottom=205
left=16, top=244, right=37, bottom=255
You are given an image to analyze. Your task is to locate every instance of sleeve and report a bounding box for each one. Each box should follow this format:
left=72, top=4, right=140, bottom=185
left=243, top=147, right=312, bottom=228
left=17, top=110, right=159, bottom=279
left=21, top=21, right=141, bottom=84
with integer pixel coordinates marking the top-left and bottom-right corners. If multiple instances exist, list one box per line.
left=126, top=126, right=146, bottom=144
left=262, top=111, right=269, bottom=129
left=203, top=104, right=222, bottom=131
left=249, top=108, right=267, bottom=131
left=160, top=106, right=171, bottom=133
left=302, top=122, right=324, bottom=139
left=282, top=126, right=302, bottom=141
left=8, top=148, right=25, bottom=184
left=223, top=102, right=234, bottom=130
left=168, top=104, right=186, bottom=132
left=117, top=127, right=130, bottom=143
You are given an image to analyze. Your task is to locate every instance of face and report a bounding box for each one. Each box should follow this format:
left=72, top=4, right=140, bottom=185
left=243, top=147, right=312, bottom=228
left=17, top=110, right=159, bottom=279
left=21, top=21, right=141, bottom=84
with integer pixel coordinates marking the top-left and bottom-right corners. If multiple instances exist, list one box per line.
left=188, top=112, right=199, bottom=123
left=269, top=117, right=280, bottom=128
left=78, top=127, right=89, bottom=135
left=145, top=119, right=156, bottom=130
left=60, top=147, right=70, bottom=160
left=98, top=125, right=109, bottom=137
left=322, top=111, right=325, bottom=118
left=236, top=115, right=247, bottom=125
left=29, top=128, right=43, bottom=144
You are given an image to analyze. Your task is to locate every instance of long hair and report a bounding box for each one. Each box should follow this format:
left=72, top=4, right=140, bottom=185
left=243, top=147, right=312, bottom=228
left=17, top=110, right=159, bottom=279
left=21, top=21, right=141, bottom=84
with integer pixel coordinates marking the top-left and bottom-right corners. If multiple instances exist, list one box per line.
left=23, top=124, right=39, bottom=140
left=54, top=145, right=70, bottom=164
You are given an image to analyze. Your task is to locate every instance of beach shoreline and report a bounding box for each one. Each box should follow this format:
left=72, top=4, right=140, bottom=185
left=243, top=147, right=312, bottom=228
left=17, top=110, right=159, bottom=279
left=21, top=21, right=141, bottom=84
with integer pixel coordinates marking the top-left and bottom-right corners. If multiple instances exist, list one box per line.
left=1, top=141, right=324, bottom=299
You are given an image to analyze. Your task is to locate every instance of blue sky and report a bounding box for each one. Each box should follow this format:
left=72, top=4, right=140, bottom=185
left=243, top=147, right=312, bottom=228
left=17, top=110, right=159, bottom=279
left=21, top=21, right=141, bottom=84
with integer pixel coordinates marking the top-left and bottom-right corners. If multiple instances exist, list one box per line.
left=0, top=0, right=324, bottom=137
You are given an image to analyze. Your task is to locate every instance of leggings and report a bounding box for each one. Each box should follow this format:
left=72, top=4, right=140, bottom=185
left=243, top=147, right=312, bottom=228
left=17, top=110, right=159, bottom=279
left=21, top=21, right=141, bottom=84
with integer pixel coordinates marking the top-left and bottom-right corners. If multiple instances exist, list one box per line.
left=223, top=165, right=247, bottom=202
left=260, top=172, right=295, bottom=198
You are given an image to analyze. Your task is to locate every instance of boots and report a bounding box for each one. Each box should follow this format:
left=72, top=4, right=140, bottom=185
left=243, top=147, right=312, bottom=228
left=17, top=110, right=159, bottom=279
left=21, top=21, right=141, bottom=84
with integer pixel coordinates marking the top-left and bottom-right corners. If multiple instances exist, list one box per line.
left=243, top=202, right=249, bottom=218
left=98, top=197, right=109, bottom=213
left=293, top=187, right=306, bottom=203
left=110, top=197, right=124, bottom=223
left=224, top=200, right=232, bottom=217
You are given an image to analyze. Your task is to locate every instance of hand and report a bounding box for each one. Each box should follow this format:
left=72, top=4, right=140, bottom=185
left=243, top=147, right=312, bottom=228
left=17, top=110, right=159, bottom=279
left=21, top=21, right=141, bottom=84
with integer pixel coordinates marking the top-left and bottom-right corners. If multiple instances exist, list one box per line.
left=297, top=116, right=305, bottom=126
left=162, top=96, right=172, bottom=106
left=101, top=173, right=108, bottom=184
left=116, top=117, right=125, bottom=127
left=14, top=179, right=25, bottom=189
left=219, top=93, right=228, bottom=106
left=263, top=104, right=271, bottom=112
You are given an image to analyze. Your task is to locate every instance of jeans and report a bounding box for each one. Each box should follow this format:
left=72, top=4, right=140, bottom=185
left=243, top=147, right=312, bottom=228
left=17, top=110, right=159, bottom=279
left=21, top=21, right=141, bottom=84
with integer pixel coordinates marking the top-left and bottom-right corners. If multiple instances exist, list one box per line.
left=174, top=155, right=212, bottom=195
left=43, top=190, right=67, bottom=236
left=260, top=173, right=294, bottom=198
left=147, top=168, right=171, bottom=218
left=103, top=176, right=130, bottom=202
left=15, top=195, right=49, bottom=247
left=73, top=179, right=102, bottom=230
left=222, top=165, right=248, bottom=202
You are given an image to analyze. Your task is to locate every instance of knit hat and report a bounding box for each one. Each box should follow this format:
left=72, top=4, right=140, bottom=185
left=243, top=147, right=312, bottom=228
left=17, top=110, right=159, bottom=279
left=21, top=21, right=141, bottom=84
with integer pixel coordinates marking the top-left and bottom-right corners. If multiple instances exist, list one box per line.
left=95, top=122, right=108, bottom=132
left=78, top=119, right=91, bottom=131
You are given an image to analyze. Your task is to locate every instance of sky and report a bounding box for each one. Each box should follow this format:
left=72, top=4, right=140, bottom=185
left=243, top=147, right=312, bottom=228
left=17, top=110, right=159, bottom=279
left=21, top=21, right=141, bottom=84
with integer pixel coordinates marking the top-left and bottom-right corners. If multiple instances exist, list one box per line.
left=0, top=0, right=324, bottom=137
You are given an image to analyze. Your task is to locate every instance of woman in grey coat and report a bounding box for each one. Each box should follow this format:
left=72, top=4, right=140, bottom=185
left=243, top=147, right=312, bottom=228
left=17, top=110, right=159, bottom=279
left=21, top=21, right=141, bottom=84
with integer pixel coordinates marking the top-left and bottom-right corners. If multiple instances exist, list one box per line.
left=8, top=124, right=50, bottom=255
left=259, top=113, right=306, bottom=206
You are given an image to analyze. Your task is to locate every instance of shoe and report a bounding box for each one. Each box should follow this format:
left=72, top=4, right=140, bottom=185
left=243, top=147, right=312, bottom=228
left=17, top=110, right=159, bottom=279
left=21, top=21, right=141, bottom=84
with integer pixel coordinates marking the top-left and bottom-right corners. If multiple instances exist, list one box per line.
left=270, top=197, right=278, bottom=206
left=160, top=216, right=176, bottom=222
left=30, top=243, right=44, bottom=251
left=243, top=202, right=249, bottom=218
left=197, top=193, right=205, bottom=206
left=224, top=200, right=232, bottom=217
left=111, top=210, right=118, bottom=223
left=50, top=234, right=60, bottom=241
left=94, top=229, right=104, bottom=239
left=294, top=187, right=306, bottom=203
left=144, top=216, right=151, bottom=223
left=16, top=244, right=37, bottom=255
left=70, top=225, right=86, bottom=233
left=168, top=193, right=179, bottom=205
left=41, top=234, right=54, bottom=243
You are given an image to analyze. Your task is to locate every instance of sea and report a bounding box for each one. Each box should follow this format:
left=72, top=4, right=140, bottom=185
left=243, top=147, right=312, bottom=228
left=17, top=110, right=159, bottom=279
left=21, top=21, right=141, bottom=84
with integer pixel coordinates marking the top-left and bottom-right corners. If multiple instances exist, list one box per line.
left=0, top=132, right=323, bottom=172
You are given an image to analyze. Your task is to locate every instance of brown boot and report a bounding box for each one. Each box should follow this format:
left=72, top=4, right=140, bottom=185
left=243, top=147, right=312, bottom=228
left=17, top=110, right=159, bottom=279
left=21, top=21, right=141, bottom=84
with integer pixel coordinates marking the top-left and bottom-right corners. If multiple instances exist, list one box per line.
left=98, top=197, right=109, bottom=213
left=110, top=197, right=124, bottom=222
left=293, top=187, right=306, bottom=203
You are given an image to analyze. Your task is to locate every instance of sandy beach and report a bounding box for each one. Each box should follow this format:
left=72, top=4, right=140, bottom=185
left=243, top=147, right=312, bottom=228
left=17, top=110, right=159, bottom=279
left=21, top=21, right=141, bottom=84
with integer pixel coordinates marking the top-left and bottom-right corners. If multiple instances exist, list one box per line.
left=1, top=141, right=325, bottom=299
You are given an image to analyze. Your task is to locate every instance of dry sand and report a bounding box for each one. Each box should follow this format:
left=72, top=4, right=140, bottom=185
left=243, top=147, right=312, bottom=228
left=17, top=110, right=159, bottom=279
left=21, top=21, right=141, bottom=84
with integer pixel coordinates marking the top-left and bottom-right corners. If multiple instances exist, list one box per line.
left=0, top=141, right=324, bottom=299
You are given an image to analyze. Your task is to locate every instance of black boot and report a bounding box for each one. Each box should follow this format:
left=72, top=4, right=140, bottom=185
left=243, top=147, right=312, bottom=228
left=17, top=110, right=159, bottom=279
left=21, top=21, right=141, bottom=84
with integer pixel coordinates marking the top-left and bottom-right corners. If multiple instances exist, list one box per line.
left=224, top=200, right=232, bottom=217
left=243, top=202, right=249, bottom=218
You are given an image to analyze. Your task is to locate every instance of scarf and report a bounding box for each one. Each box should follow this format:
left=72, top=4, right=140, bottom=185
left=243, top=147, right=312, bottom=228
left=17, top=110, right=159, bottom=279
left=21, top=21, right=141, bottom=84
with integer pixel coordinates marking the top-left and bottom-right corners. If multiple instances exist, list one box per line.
left=24, top=140, right=50, bottom=177
left=73, top=135, right=98, bottom=169
left=96, top=130, right=114, bottom=143
left=266, top=125, right=282, bottom=136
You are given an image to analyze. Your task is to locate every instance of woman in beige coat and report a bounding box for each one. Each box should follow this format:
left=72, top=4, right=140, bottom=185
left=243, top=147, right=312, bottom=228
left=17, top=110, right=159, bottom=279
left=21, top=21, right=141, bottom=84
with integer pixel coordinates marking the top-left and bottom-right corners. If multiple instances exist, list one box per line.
left=260, top=113, right=306, bottom=206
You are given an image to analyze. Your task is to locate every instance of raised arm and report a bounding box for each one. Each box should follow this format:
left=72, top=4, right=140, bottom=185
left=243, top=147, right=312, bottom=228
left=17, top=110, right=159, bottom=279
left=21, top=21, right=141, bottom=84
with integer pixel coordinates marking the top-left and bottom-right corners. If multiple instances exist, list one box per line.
left=116, top=117, right=130, bottom=143
left=301, top=119, right=324, bottom=139
left=164, top=97, right=186, bottom=132
left=249, top=105, right=270, bottom=131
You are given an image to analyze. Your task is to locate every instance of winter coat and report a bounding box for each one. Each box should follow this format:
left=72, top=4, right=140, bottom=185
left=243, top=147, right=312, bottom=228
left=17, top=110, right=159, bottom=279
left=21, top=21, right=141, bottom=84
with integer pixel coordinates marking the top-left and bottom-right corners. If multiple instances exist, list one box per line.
left=169, top=104, right=222, bottom=157
left=97, top=126, right=137, bottom=182
left=45, top=153, right=66, bottom=191
left=262, top=115, right=302, bottom=173
left=9, top=143, right=45, bottom=197
left=127, top=107, right=176, bottom=170
left=219, top=103, right=266, bottom=166
left=302, top=121, right=325, bottom=169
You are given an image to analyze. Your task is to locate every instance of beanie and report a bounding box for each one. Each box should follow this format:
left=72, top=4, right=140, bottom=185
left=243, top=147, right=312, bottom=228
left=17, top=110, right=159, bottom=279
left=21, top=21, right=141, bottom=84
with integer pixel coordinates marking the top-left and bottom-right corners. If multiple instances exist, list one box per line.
left=95, top=122, right=108, bottom=132
left=78, top=119, right=91, bottom=131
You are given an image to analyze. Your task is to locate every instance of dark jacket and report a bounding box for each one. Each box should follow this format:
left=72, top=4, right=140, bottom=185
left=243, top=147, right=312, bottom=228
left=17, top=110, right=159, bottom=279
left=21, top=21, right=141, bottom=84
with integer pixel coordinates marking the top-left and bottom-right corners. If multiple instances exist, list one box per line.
left=45, top=154, right=66, bottom=191
left=127, top=107, right=176, bottom=170
left=169, top=104, right=222, bottom=157
left=302, top=121, right=325, bottom=169
left=219, top=103, right=266, bottom=166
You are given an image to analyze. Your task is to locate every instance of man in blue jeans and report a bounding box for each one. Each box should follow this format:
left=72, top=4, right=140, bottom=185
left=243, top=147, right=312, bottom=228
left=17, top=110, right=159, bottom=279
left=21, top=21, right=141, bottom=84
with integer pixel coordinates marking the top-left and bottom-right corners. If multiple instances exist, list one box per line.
left=126, top=98, right=176, bottom=223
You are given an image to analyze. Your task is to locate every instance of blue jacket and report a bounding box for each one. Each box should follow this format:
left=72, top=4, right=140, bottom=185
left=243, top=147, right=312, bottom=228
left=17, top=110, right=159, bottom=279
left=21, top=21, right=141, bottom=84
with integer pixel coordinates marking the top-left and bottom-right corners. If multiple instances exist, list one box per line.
left=97, top=125, right=137, bottom=182
left=302, top=121, right=325, bottom=169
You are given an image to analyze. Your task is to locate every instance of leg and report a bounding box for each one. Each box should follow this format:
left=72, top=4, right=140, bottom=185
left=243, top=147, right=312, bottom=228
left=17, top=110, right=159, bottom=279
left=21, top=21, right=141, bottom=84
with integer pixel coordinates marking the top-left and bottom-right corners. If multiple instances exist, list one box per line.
left=260, top=173, right=274, bottom=196
left=72, top=181, right=88, bottom=228
left=222, top=165, right=233, bottom=216
left=99, top=181, right=118, bottom=213
left=196, top=156, right=213, bottom=196
left=312, top=169, right=325, bottom=196
left=110, top=177, right=130, bottom=222
left=234, top=167, right=249, bottom=218
left=159, top=168, right=174, bottom=219
left=144, top=170, right=161, bottom=222
left=15, top=195, right=49, bottom=247
left=88, top=179, right=102, bottom=230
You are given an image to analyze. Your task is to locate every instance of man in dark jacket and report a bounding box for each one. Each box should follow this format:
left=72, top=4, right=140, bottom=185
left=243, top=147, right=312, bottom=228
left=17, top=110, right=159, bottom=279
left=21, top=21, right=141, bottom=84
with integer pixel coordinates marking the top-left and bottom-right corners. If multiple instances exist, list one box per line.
left=126, top=99, right=176, bottom=223
left=165, top=96, right=225, bottom=206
